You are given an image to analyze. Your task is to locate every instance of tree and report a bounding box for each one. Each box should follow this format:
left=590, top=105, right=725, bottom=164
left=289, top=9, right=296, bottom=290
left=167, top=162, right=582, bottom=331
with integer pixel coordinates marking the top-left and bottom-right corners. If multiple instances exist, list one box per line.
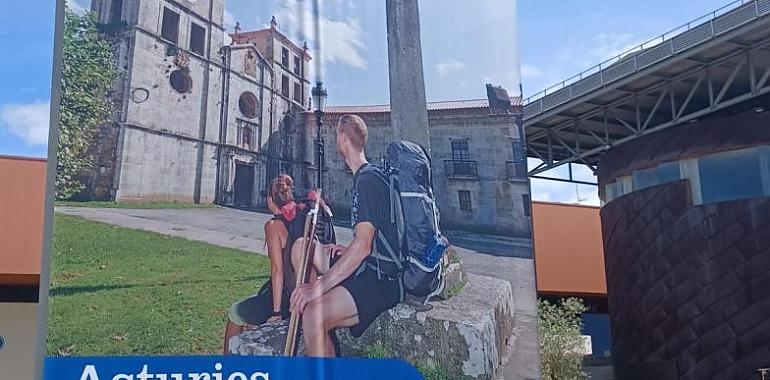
left=538, top=297, right=589, bottom=380
left=57, top=6, right=116, bottom=199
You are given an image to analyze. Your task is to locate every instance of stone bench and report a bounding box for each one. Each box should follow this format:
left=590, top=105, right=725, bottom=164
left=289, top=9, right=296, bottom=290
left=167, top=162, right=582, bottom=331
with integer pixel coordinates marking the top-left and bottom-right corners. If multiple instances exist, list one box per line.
left=228, top=272, right=514, bottom=380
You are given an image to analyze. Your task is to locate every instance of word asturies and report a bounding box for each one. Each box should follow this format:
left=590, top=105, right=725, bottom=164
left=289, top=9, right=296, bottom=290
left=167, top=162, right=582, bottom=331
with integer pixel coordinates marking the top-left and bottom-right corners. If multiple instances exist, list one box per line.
left=78, top=363, right=270, bottom=380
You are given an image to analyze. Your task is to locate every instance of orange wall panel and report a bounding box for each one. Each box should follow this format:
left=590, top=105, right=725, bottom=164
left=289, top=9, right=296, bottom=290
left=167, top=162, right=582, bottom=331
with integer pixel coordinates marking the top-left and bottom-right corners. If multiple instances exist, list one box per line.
left=532, top=201, right=607, bottom=296
left=0, top=156, right=47, bottom=284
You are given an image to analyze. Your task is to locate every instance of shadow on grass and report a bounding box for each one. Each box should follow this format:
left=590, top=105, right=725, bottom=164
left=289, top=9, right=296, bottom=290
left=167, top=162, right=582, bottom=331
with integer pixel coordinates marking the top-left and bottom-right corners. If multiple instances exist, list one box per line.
left=49, top=275, right=269, bottom=297
left=49, top=284, right=134, bottom=297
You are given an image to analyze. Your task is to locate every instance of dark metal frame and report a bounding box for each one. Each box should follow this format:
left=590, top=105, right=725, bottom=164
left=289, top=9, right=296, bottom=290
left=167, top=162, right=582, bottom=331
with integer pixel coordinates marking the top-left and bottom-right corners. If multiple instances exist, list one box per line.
left=524, top=18, right=770, bottom=181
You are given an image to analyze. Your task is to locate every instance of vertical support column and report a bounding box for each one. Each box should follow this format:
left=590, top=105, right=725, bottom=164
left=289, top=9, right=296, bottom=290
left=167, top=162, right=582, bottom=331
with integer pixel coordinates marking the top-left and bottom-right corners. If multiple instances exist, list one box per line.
left=386, top=0, right=431, bottom=153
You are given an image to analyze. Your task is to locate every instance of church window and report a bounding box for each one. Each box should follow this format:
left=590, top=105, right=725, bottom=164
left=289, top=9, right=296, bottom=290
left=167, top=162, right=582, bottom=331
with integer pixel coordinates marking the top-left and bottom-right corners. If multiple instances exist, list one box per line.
left=161, top=8, right=180, bottom=44
left=169, top=69, right=192, bottom=93
left=293, top=82, right=302, bottom=104
left=282, top=75, right=290, bottom=98
left=110, top=0, right=123, bottom=25
left=238, top=92, right=259, bottom=119
left=190, top=23, right=206, bottom=56
left=458, top=190, right=472, bottom=211
left=281, top=47, right=290, bottom=67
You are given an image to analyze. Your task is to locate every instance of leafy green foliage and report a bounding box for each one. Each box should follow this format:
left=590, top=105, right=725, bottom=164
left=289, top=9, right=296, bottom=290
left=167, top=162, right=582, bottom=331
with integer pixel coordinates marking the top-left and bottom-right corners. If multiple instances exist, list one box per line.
left=538, top=298, right=589, bottom=380
left=414, top=362, right=458, bottom=380
left=57, top=6, right=116, bottom=199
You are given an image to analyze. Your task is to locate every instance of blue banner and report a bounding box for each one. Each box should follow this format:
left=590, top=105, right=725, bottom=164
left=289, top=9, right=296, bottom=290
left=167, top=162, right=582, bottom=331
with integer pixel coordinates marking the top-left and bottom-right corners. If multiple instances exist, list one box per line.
left=44, top=356, right=423, bottom=380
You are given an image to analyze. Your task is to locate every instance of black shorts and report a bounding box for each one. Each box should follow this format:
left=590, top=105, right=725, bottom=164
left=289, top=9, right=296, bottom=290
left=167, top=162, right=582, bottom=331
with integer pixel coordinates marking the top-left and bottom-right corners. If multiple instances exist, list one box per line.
left=339, top=267, right=401, bottom=337
left=228, top=279, right=291, bottom=326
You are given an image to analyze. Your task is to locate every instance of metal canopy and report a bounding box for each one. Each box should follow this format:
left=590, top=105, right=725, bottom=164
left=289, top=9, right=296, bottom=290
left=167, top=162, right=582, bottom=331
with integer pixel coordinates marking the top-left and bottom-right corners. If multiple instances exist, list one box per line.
left=524, top=0, right=770, bottom=179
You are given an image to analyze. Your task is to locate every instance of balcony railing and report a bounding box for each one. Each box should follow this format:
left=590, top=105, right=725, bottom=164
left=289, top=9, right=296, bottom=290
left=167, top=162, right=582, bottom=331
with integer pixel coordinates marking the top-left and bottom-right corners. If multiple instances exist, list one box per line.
left=445, top=160, right=478, bottom=179
left=506, top=161, right=528, bottom=181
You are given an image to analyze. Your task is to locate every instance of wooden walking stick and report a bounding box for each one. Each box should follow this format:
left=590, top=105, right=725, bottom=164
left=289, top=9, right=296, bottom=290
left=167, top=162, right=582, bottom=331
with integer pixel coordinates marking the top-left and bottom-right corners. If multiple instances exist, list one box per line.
left=284, top=189, right=322, bottom=356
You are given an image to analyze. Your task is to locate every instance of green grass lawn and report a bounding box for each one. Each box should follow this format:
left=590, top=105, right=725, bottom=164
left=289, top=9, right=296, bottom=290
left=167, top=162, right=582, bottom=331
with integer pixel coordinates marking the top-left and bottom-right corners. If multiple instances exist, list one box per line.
left=47, top=214, right=269, bottom=356
left=55, top=201, right=215, bottom=209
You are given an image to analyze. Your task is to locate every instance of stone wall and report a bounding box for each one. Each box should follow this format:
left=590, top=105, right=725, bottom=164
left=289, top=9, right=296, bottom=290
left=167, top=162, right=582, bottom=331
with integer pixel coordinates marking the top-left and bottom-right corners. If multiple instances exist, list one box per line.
left=112, top=20, right=223, bottom=203
left=601, top=180, right=770, bottom=380
left=298, top=108, right=531, bottom=237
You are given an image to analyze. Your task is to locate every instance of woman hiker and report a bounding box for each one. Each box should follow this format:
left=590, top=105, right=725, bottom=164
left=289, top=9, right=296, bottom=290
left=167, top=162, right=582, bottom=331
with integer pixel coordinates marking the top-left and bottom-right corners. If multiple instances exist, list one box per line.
left=223, top=174, right=297, bottom=353
left=223, top=174, right=337, bottom=354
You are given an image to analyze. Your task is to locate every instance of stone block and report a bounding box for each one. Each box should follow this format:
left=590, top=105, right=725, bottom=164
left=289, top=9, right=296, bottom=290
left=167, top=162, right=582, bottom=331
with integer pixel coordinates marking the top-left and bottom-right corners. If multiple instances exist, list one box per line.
left=437, top=248, right=468, bottom=301
left=229, top=273, right=514, bottom=380
left=228, top=320, right=306, bottom=356
left=336, top=274, right=514, bottom=380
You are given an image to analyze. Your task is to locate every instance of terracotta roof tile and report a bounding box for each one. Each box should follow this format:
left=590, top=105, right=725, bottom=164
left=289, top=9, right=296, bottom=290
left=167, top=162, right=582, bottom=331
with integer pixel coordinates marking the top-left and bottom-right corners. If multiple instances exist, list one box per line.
left=321, top=97, right=523, bottom=114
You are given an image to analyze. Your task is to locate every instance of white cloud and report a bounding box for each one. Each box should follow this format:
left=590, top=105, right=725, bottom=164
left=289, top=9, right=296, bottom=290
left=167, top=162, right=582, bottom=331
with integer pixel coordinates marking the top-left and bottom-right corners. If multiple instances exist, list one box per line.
left=590, top=33, right=645, bottom=62
left=67, top=0, right=87, bottom=15
left=223, top=8, right=235, bottom=45
left=435, top=59, right=466, bottom=78
left=520, top=64, right=542, bottom=79
left=0, top=101, right=51, bottom=146
left=224, top=8, right=236, bottom=31
left=530, top=178, right=600, bottom=206
left=527, top=159, right=600, bottom=206
left=276, top=1, right=367, bottom=70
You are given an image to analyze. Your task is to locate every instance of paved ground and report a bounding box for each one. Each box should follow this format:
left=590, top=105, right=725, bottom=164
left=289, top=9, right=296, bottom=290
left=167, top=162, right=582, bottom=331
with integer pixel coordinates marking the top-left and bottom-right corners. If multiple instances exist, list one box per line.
left=56, top=205, right=540, bottom=379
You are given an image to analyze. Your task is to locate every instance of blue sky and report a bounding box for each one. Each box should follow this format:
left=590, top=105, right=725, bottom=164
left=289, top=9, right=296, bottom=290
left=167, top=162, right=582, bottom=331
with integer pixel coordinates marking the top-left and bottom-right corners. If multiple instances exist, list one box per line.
left=0, top=0, right=734, bottom=203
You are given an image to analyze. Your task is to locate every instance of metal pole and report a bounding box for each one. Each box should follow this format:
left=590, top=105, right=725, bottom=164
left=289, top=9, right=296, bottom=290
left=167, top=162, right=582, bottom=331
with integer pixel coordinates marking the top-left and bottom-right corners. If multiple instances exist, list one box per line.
left=315, top=109, right=324, bottom=189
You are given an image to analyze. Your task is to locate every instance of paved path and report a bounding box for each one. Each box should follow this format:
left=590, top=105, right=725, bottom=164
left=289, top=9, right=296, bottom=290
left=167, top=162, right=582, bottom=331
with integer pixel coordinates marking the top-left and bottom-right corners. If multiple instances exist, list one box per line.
left=56, top=206, right=540, bottom=379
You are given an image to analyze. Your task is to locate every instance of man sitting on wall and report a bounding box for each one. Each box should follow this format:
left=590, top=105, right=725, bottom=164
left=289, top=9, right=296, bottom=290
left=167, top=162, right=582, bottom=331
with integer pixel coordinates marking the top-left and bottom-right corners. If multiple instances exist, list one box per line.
left=289, top=114, right=402, bottom=357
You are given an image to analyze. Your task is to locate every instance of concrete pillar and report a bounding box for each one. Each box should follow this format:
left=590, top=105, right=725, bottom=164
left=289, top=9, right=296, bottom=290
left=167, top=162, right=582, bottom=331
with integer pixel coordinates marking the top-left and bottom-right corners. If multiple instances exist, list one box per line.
left=386, top=0, right=431, bottom=153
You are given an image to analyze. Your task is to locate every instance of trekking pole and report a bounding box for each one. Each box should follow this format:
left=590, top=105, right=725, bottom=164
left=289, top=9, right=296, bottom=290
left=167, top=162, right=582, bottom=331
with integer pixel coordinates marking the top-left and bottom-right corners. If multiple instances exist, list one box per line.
left=284, top=189, right=322, bottom=356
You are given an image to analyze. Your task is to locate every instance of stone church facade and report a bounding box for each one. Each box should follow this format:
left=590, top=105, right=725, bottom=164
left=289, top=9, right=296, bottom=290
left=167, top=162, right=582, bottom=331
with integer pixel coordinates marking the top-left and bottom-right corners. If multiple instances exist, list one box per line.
left=84, top=0, right=532, bottom=237
left=85, top=0, right=310, bottom=209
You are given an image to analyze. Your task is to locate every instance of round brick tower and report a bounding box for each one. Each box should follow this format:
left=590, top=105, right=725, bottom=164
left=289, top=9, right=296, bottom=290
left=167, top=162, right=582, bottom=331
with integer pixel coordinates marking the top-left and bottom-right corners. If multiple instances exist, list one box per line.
left=598, top=100, right=770, bottom=380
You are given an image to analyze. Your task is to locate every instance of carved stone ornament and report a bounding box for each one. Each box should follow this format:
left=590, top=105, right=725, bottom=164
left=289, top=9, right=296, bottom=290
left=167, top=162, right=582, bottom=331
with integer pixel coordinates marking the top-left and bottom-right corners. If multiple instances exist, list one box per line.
left=174, top=49, right=190, bottom=68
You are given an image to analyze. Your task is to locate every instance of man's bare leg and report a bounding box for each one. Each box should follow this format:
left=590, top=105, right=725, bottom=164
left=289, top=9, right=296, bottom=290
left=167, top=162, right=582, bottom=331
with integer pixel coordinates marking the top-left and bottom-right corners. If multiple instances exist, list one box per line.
left=301, top=286, right=359, bottom=357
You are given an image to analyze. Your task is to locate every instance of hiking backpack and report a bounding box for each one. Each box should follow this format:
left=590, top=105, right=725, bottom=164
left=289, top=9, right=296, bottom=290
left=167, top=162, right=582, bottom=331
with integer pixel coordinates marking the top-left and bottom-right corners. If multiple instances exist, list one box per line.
left=281, top=195, right=336, bottom=290
left=361, top=140, right=449, bottom=304
left=286, top=195, right=336, bottom=246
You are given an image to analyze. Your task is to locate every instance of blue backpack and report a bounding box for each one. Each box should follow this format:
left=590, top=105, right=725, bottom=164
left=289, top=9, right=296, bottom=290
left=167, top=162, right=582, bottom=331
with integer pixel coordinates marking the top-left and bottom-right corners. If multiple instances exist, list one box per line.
left=358, top=141, right=449, bottom=304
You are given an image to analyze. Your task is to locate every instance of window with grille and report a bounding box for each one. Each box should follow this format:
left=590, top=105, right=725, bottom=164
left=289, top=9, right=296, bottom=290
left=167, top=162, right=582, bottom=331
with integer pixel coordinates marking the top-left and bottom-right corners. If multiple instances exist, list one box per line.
left=161, top=8, right=180, bottom=44
left=451, top=140, right=470, bottom=160
left=458, top=190, right=472, bottom=211
left=512, top=141, right=526, bottom=162
left=510, top=140, right=528, bottom=178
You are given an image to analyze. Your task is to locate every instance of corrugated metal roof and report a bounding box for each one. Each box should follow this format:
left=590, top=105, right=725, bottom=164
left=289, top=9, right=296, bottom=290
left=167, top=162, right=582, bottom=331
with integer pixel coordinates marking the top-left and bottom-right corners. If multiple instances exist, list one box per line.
left=322, top=97, right=523, bottom=114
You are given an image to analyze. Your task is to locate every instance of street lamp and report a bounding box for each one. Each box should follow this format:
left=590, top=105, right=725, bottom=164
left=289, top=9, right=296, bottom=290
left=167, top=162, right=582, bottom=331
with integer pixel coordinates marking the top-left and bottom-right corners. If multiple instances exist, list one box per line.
left=312, top=81, right=327, bottom=189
